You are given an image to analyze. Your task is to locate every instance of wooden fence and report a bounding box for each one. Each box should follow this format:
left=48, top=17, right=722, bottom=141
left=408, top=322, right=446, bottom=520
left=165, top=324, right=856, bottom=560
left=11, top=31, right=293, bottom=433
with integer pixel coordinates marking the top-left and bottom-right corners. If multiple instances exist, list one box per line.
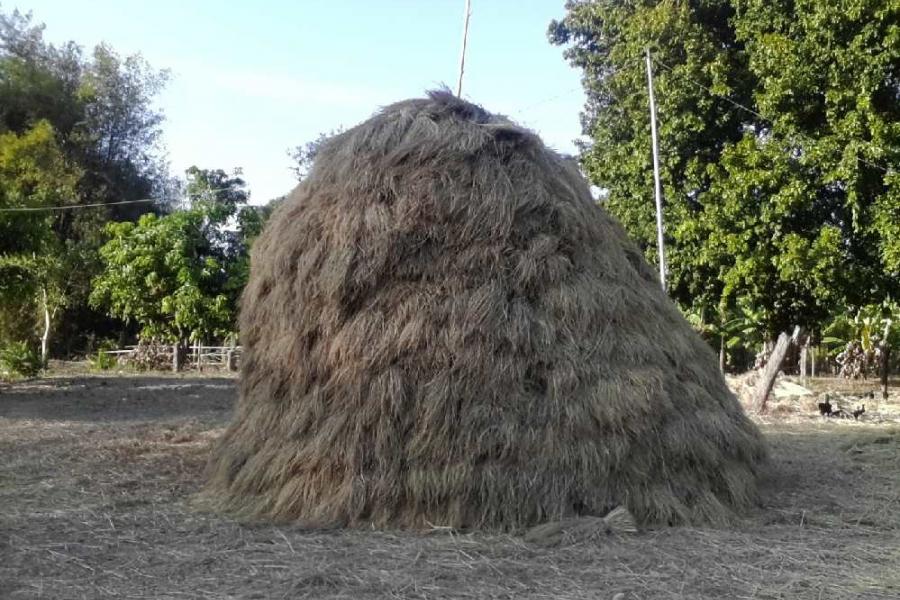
left=104, top=343, right=242, bottom=372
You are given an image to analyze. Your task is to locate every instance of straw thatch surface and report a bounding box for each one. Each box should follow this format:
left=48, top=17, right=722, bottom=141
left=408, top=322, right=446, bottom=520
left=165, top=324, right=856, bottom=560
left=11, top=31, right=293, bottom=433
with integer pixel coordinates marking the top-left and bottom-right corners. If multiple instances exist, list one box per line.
left=202, top=91, right=766, bottom=530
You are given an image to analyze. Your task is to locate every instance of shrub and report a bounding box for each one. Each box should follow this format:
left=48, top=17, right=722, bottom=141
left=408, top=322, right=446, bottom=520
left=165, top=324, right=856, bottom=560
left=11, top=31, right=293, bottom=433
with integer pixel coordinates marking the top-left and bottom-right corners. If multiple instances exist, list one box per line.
left=88, top=340, right=119, bottom=371
left=0, top=340, right=42, bottom=379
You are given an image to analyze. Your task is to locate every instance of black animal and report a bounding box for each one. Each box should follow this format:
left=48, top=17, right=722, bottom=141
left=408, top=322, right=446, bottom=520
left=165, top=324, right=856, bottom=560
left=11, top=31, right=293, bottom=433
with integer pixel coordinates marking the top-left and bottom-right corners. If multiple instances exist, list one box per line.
left=818, top=396, right=867, bottom=420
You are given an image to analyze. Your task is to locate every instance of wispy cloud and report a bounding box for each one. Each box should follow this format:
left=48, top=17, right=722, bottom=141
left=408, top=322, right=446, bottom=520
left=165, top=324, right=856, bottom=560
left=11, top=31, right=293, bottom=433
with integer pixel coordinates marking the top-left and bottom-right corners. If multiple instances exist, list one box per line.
left=167, top=58, right=394, bottom=108
left=220, top=69, right=390, bottom=106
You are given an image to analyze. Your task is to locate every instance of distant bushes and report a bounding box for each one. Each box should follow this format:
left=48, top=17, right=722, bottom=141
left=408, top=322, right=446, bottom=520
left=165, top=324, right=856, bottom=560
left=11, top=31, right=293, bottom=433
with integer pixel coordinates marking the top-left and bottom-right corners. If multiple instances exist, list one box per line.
left=0, top=341, right=42, bottom=379
left=88, top=340, right=119, bottom=371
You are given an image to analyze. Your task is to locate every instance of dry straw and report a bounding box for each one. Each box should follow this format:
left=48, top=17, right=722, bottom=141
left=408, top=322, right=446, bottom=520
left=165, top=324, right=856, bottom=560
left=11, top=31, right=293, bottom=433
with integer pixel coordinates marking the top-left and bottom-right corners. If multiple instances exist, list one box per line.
left=202, top=91, right=767, bottom=531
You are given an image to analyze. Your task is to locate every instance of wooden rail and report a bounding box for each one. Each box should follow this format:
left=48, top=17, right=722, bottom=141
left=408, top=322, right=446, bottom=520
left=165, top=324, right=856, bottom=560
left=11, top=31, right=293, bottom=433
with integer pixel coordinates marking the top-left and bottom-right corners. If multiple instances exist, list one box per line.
left=103, top=344, right=243, bottom=372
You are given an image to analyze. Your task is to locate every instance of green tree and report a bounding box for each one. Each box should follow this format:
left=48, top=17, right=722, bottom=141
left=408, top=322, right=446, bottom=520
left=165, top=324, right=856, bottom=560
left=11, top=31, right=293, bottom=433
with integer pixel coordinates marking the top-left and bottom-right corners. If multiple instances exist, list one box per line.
left=0, top=9, right=83, bottom=138
left=75, top=42, right=170, bottom=219
left=550, top=0, right=899, bottom=340
left=550, top=0, right=757, bottom=320
left=1, top=10, right=170, bottom=211
left=89, top=165, right=269, bottom=347
left=184, top=165, right=257, bottom=319
left=226, top=199, right=279, bottom=302
left=684, top=297, right=766, bottom=371
left=288, top=128, right=342, bottom=182
left=729, top=0, right=900, bottom=310
left=0, top=120, right=82, bottom=365
left=90, top=208, right=233, bottom=345
left=682, top=135, right=847, bottom=334
left=185, top=166, right=249, bottom=221
left=0, top=7, right=172, bottom=356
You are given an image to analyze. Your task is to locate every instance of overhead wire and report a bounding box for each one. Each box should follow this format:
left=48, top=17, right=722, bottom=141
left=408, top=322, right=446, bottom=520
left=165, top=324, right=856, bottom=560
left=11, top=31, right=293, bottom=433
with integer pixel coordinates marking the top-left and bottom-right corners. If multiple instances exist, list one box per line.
left=508, top=53, right=893, bottom=177
left=5, top=54, right=890, bottom=216
left=651, top=55, right=892, bottom=175
left=510, top=55, right=646, bottom=118
left=0, top=186, right=239, bottom=213
left=0, top=198, right=157, bottom=213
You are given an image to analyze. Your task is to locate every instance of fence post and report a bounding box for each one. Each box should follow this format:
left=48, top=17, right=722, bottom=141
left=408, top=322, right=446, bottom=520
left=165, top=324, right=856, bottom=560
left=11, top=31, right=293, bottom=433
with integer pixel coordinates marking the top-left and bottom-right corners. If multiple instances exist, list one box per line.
left=172, top=343, right=183, bottom=372
left=226, top=337, right=237, bottom=372
left=799, top=338, right=808, bottom=383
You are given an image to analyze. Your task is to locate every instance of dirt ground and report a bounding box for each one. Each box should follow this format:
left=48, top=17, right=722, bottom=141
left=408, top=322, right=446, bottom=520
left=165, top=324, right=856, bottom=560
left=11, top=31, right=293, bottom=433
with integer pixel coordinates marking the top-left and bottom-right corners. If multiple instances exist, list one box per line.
left=1, top=374, right=899, bottom=600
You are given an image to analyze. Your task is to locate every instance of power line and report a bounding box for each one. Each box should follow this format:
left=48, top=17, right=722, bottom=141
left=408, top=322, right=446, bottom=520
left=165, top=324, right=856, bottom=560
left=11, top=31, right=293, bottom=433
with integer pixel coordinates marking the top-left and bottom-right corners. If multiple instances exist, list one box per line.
left=510, top=56, right=646, bottom=118
left=651, top=56, right=891, bottom=174
left=0, top=186, right=240, bottom=213
left=652, top=57, right=768, bottom=123
left=512, top=87, right=581, bottom=115
left=0, top=198, right=158, bottom=213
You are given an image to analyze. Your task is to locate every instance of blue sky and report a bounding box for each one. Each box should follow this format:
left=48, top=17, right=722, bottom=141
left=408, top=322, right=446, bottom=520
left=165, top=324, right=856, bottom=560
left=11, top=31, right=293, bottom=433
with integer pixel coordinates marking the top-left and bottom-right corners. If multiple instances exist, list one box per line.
left=18, top=1, right=586, bottom=203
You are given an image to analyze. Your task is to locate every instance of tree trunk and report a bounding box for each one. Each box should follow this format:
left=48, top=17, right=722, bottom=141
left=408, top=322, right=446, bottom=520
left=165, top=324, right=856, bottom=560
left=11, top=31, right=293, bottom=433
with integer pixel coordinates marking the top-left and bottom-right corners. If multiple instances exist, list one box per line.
left=882, top=342, right=891, bottom=400
left=40, top=287, right=51, bottom=369
left=811, top=345, right=816, bottom=378
left=753, top=326, right=800, bottom=412
left=172, top=342, right=185, bottom=372
left=719, top=335, right=725, bottom=373
left=799, top=340, right=808, bottom=382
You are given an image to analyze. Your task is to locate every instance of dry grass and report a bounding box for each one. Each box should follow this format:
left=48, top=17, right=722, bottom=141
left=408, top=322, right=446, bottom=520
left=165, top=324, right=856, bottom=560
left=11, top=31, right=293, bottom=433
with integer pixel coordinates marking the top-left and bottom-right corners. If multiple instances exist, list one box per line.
left=729, top=374, right=900, bottom=424
left=2, top=375, right=898, bottom=599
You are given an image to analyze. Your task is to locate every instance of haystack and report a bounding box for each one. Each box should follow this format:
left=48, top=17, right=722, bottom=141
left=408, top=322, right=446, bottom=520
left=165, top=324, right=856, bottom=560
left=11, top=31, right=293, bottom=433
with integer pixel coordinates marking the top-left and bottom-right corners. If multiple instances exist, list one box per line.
left=203, top=91, right=766, bottom=530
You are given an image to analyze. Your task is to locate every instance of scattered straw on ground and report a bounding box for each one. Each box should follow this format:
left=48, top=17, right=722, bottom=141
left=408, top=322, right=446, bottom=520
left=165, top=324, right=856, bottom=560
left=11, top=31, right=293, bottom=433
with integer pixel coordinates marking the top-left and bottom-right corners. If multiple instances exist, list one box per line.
left=1, top=375, right=899, bottom=599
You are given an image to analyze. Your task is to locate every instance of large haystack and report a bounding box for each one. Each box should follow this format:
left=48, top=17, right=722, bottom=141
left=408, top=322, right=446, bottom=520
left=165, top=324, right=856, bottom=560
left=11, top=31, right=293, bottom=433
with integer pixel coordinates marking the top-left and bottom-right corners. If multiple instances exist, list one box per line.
left=203, top=91, right=766, bottom=530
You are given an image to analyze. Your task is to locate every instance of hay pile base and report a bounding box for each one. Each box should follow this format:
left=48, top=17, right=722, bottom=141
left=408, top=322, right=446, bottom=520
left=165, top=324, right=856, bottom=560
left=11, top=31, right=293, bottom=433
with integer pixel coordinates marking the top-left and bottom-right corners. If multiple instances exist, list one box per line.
left=202, top=91, right=767, bottom=531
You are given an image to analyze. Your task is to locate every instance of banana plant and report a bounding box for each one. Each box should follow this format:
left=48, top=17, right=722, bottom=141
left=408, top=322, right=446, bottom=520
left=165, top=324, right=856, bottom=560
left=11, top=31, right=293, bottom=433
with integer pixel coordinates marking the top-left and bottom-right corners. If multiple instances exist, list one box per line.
left=683, top=299, right=765, bottom=372
left=823, top=301, right=899, bottom=389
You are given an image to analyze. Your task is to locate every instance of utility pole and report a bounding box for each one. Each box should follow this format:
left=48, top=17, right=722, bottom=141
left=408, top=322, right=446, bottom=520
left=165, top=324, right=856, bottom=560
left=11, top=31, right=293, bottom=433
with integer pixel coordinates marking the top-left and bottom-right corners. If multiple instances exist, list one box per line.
left=456, top=0, right=472, bottom=97
left=645, top=47, right=667, bottom=291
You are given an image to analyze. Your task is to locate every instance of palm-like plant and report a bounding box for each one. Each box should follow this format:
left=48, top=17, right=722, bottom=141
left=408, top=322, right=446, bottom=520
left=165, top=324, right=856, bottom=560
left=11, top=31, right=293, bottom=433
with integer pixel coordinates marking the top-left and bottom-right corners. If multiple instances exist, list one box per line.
left=683, top=299, right=766, bottom=372
left=823, top=301, right=899, bottom=394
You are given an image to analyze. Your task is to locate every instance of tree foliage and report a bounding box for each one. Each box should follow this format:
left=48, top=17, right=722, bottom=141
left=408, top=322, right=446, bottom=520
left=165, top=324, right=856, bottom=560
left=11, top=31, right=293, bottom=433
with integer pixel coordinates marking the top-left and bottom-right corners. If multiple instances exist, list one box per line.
left=89, top=166, right=270, bottom=344
left=90, top=208, right=233, bottom=344
left=551, top=0, right=900, bottom=342
left=0, top=120, right=83, bottom=361
left=0, top=9, right=169, bottom=209
left=288, top=128, right=342, bottom=182
left=0, top=7, right=170, bottom=354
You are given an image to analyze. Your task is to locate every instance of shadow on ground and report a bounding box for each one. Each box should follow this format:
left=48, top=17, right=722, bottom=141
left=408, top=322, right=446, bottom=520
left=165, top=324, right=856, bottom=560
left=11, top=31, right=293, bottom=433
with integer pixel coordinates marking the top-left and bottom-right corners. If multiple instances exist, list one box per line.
left=0, top=375, right=235, bottom=423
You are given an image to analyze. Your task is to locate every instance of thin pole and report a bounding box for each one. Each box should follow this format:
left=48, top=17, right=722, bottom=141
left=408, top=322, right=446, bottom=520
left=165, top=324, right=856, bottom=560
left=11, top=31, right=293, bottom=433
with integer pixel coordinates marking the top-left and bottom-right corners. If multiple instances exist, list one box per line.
left=456, top=0, right=472, bottom=97
left=645, top=47, right=667, bottom=291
